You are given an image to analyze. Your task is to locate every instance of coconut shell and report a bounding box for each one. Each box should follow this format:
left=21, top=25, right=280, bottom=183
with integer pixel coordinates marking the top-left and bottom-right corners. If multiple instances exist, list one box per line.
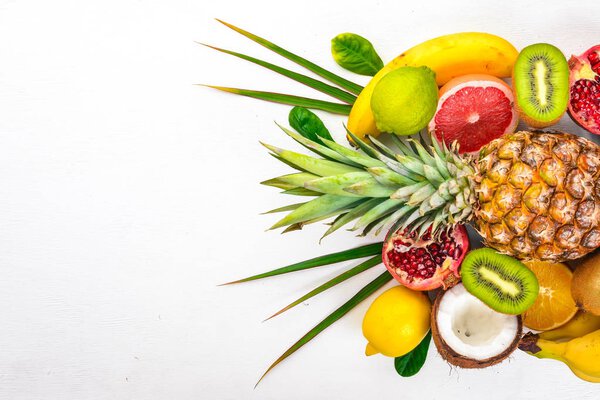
left=430, top=288, right=523, bottom=368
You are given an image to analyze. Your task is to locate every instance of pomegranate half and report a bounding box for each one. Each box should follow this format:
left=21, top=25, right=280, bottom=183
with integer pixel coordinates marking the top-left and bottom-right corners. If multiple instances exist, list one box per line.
left=568, top=45, right=600, bottom=134
left=382, top=225, right=469, bottom=291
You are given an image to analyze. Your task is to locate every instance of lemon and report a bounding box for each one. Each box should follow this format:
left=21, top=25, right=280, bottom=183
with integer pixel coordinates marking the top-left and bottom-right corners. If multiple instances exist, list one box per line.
left=370, top=66, right=438, bottom=136
left=362, top=286, right=431, bottom=357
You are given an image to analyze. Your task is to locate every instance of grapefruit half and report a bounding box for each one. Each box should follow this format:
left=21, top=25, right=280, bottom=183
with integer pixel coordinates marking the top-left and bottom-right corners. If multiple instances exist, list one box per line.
left=428, top=74, right=518, bottom=154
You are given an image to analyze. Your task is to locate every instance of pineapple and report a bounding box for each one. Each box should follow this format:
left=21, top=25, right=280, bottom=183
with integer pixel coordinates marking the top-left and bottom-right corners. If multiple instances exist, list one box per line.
left=263, top=128, right=600, bottom=262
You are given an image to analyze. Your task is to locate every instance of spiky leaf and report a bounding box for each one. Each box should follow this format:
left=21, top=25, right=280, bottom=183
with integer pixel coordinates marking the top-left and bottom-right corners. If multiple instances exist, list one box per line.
left=255, top=271, right=392, bottom=386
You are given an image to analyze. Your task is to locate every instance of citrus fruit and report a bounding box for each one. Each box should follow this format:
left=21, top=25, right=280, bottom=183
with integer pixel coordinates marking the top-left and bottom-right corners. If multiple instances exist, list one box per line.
left=522, top=260, right=578, bottom=331
left=362, top=285, right=431, bottom=357
left=370, top=66, right=438, bottom=136
left=428, top=74, right=518, bottom=153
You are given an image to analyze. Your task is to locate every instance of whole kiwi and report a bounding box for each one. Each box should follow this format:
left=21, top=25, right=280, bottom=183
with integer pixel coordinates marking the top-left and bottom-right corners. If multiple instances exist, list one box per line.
left=571, top=251, right=600, bottom=316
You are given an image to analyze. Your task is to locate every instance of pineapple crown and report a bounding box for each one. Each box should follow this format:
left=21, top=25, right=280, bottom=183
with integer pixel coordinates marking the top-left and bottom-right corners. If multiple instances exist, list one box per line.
left=261, top=120, right=476, bottom=240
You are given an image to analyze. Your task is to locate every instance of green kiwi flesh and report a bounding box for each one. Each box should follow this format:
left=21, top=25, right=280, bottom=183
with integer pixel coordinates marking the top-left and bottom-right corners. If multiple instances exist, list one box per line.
left=513, top=43, right=569, bottom=124
left=460, top=248, right=539, bottom=315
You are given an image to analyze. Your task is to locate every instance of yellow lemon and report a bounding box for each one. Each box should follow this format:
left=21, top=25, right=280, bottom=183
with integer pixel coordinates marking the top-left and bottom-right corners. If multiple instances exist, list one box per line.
left=362, top=286, right=431, bottom=357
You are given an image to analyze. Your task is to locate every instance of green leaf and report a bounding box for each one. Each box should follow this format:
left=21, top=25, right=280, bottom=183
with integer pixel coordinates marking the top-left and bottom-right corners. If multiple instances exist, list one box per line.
left=200, top=44, right=356, bottom=104
left=304, top=172, right=372, bottom=196
left=203, top=85, right=352, bottom=115
left=280, top=187, right=322, bottom=196
left=255, top=271, right=392, bottom=387
left=265, top=255, right=382, bottom=320
left=343, top=179, right=396, bottom=197
left=261, top=172, right=319, bottom=189
left=216, top=19, right=363, bottom=95
left=321, top=198, right=385, bottom=240
left=220, top=242, right=383, bottom=284
left=277, top=124, right=358, bottom=166
left=289, top=107, right=334, bottom=144
left=262, top=143, right=362, bottom=177
left=394, top=331, right=432, bottom=377
left=331, top=33, right=384, bottom=76
left=320, top=138, right=386, bottom=168
left=352, top=198, right=403, bottom=231
left=269, top=194, right=361, bottom=230
left=261, top=202, right=305, bottom=214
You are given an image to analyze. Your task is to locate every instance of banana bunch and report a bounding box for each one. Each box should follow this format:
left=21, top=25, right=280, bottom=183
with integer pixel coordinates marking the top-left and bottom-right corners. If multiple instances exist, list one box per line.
left=519, top=312, right=600, bottom=383
left=347, top=32, right=518, bottom=140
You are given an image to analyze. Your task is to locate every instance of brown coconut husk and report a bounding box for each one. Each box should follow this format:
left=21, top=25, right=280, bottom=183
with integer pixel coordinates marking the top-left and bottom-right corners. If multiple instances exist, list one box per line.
left=430, top=288, right=523, bottom=368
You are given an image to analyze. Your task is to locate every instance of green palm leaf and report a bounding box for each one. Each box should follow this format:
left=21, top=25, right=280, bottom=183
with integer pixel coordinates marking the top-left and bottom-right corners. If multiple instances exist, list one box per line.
left=216, top=19, right=363, bottom=95
left=203, top=85, right=352, bottom=115
left=220, top=242, right=383, bottom=285
left=255, top=271, right=392, bottom=387
left=200, top=44, right=357, bottom=104
left=265, top=255, right=382, bottom=320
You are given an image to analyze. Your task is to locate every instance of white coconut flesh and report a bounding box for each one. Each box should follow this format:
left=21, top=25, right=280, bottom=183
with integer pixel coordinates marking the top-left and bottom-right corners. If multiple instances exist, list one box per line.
left=436, top=284, right=519, bottom=360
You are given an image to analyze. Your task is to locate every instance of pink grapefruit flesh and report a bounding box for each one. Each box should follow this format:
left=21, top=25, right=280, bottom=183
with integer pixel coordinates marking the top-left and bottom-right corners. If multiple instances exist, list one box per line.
left=429, top=74, right=518, bottom=154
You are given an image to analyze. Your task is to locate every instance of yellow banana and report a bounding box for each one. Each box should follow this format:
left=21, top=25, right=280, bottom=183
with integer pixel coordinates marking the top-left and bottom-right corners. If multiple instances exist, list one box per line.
left=570, top=366, right=600, bottom=383
left=520, top=330, right=600, bottom=382
left=539, top=311, right=600, bottom=342
left=347, top=32, right=519, bottom=141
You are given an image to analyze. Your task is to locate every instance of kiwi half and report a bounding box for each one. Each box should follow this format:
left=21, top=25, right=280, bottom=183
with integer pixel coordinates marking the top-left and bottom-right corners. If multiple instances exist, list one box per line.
left=460, top=248, right=539, bottom=315
left=513, top=43, right=569, bottom=128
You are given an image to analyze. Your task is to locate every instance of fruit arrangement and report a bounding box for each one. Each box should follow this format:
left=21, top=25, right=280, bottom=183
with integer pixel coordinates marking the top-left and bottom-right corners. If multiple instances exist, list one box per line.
left=204, top=20, right=600, bottom=385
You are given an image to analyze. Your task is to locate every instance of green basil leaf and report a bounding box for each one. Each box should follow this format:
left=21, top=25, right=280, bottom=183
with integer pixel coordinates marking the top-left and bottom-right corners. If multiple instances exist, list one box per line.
left=331, top=33, right=384, bottom=76
left=394, top=330, right=432, bottom=377
left=289, top=106, right=334, bottom=144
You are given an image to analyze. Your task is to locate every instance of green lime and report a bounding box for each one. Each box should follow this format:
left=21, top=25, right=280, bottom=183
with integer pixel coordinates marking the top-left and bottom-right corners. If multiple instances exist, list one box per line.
left=370, top=66, right=438, bottom=136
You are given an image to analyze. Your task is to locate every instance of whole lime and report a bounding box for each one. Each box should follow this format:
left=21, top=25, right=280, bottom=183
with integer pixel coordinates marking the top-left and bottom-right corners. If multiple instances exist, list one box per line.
left=362, top=286, right=431, bottom=357
left=370, top=66, right=438, bottom=136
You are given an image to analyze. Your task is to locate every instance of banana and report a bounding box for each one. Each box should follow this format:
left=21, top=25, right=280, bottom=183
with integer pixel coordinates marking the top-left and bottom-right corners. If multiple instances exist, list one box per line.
left=570, top=366, right=600, bottom=383
left=347, top=32, right=519, bottom=141
left=539, top=311, right=600, bottom=342
left=520, top=330, right=600, bottom=382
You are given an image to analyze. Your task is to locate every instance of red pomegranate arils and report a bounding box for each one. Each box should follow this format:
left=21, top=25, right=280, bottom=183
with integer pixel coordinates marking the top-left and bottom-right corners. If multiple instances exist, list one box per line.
left=382, top=226, right=470, bottom=291
left=568, top=45, right=600, bottom=134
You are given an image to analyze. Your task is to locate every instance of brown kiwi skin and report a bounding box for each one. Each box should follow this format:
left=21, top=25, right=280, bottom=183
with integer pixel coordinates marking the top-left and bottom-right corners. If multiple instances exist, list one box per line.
left=570, top=250, right=600, bottom=316
left=511, top=66, right=566, bottom=129
left=430, top=288, right=523, bottom=368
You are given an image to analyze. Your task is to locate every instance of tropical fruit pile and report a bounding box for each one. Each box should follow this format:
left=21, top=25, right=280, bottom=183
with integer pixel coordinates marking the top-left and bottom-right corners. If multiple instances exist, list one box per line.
left=204, top=20, right=600, bottom=385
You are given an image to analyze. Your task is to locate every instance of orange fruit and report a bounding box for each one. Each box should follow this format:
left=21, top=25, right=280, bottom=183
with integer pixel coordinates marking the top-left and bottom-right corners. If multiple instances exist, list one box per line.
left=428, top=74, right=518, bottom=154
left=522, top=261, right=578, bottom=331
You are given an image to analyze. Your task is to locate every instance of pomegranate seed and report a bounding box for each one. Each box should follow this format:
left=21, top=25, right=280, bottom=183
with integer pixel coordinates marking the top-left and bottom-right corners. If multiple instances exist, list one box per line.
left=383, top=226, right=468, bottom=291
left=588, top=51, right=600, bottom=64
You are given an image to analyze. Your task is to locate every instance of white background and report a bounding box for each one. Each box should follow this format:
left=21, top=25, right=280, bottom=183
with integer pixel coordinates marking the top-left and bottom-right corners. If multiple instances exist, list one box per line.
left=1, top=0, right=600, bottom=399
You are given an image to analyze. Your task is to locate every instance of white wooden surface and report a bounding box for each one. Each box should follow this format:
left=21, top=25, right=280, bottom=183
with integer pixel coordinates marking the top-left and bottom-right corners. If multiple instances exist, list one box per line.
left=1, top=0, right=600, bottom=398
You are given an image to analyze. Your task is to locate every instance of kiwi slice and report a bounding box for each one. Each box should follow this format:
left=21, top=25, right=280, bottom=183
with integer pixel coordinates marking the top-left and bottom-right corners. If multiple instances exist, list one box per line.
left=460, top=248, right=539, bottom=315
left=513, top=43, right=569, bottom=127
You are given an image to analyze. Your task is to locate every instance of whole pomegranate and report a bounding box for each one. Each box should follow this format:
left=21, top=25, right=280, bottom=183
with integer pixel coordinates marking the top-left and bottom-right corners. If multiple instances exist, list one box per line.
left=382, top=226, right=469, bottom=291
left=568, top=45, right=600, bottom=134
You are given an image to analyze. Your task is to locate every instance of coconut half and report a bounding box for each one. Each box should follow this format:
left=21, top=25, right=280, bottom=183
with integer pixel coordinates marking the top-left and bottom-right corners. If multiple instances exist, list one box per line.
left=431, top=283, right=522, bottom=368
